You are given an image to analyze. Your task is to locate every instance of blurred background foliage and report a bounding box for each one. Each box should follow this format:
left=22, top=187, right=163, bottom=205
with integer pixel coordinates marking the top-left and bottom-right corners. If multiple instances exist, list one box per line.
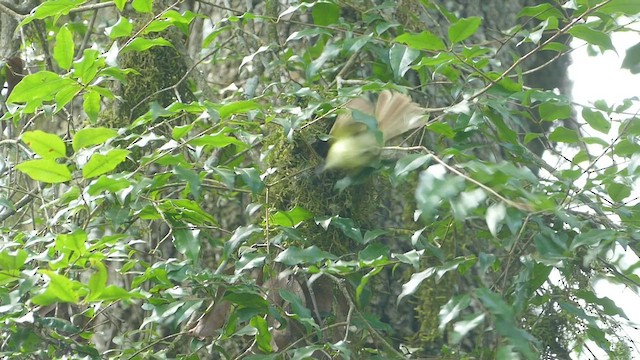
left=0, top=0, right=640, bottom=359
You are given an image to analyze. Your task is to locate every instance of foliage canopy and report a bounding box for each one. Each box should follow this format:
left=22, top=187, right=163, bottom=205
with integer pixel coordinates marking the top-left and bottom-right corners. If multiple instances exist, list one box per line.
left=1, top=0, right=640, bottom=359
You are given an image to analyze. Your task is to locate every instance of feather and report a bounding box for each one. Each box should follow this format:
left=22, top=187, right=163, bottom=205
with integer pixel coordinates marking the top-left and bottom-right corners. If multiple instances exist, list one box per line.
left=329, top=97, right=375, bottom=138
left=375, top=90, right=426, bottom=140
left=325, top=90, right=427, bottom=171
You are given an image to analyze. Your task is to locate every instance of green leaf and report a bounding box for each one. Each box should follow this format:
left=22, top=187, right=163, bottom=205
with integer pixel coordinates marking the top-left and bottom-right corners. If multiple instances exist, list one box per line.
left=250, top=316, right=273, bottom=353
left=88, top=175, right=132, bottom=195
left=114, top=0, right=127, bottom=12
left=223, top=225, right=262, bottom=260
left=140, top=11, right=194, bottom=35
left=476, top=287, right=513, bottom=318
left=55, top=230, right=87, bottom=257
left=219, top=100, right=260, bottom=119
left=318, top=216, right=363, bottom=243
left=87, top=261, right=108, bottom=301
left=32, top=270, right=82, bottom=305
left=517, top=3, right=565, bottom=20
left=290, top=346, right=324, bottom=360
left=22, top=130, right=66, bottom=159
left=224, top=291, right=269, bottom=310
left=398, top=267, right=435, bottom=304
left=415, top=167, right=465, bottom=219
left=598, top=0, right=640, bottom=15
left=279, top=289, right=314, bottom=321
left=144, top=20, right=174, bottom=34
left=274, top=246, right=337, bottom=266
left=622, top=42, right=640, bottom=74
left=395, top=31, right=446, bottom=51
left=576, top=290, right=628, bottom=319
left=20, top=0, right=86, bottom=26
left=581, top=107, right=610, bottom=134
left=311, top=2, right=339, bottom=26
left=538, top=101, right=571, bottom=121
left=450, top=313, right=485, bottom=344
left=485, top=109, right=518, bottom=143
left=82, top=149, right=130, bottom=179
left=158, top=199, right=216, bottom=225
left=54, top=25, right=74, bottom=70
left=121, top=37, right=173, bottom=53
left=237, top=167, right=264, bottom=194
left=172, top=227, right=201, bottom=262
left=55, top=82, right=82, bottom=111
left=448, top=17, right=482, bottom=43
left=72, top=127, right=118, bottom=151
left=606, top=181, right=631, bottom=202
left=571, top=229, right=614, bottom=251
left=7, top=71, right=76, bottom=112
left=96, top=285, right=136, bottom=302
left=189, top=132, right=246, bottom=149
left=394, top=249, right=424, bottom=270
left=83, top=91, right=101, bottom=123
left=389, top=44, right=420, bottom=78
left=106, top=16, right=133, bottom=39
left=569, top=24, right=615, bottom=52
left=363, top=229, right=386, bottom=244
left=74, top=49, right=103, bottom=84
left=16, top=159, right=72, bottom=183
left=439, top=294, right=472, bottom=332
left=172, top=123, right=194, bottom=140
left=358, top=242, right=390, bottom=262
left=542, top=41, right=570, bottom=53
left=0, top=249, right=28, bottom=270
left=427, top=122, right=455, bottom=138
left=496, top=345, right=519, bottom=360
left=356, top=266, right=383, bottom=306
left=173, top=165, right=201, bottom=199
left=534, top=232, right=568, bottom=261
left=239, top=45, right=269, bottom=69
left=549, top=127, right=579, bottom=143
left=132, top=0, right=153, bottom=13
left=270, top=206, right=314, bottom=227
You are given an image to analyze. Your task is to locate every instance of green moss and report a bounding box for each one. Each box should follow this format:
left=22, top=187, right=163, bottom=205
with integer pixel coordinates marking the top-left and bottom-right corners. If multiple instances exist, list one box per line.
left=263, top=119, right=383, bottom=253
left=114, top=16, right=194, bottom=124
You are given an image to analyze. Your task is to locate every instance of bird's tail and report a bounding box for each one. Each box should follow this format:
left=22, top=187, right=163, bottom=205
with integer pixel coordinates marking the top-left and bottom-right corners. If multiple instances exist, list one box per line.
left=375, top=90, right=427, bottom=141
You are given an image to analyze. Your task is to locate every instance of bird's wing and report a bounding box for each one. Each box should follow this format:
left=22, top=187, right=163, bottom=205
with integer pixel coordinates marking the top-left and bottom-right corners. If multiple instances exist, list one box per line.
left=329, top=97, right=375, bottom=138
left=375, top=90, right=427, bottom=141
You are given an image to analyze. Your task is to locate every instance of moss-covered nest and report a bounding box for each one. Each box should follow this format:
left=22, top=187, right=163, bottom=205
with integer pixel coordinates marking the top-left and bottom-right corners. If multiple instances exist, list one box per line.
left=263, top=117, right=389, bottom=254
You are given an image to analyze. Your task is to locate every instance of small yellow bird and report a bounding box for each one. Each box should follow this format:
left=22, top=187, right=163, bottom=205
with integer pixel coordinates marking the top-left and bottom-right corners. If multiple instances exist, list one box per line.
left=324, top=90, right=427, bottom=171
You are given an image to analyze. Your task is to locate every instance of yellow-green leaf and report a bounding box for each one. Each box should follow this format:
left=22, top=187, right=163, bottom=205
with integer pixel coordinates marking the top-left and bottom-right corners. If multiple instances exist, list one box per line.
left=16, top=159, right=72, bottom=183
left=82, top=149, right=130, bottom=179
left=83, top=91, right=101, bottom=123
left=448, top=17, right=482, bottom=44
left=22, top=130, right=66, bottom=159
left=54, top=25, right=74, bottom=70
left=395, top=31, right=446, bottom=51
left=32, top=270, right=81, bottom=305
left=73, top=127, right=117, bottom=152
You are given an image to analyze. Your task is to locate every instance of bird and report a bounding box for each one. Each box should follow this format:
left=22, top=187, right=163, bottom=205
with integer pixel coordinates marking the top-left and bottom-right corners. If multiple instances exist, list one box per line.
left=324, top=90, right=427, bottom=171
